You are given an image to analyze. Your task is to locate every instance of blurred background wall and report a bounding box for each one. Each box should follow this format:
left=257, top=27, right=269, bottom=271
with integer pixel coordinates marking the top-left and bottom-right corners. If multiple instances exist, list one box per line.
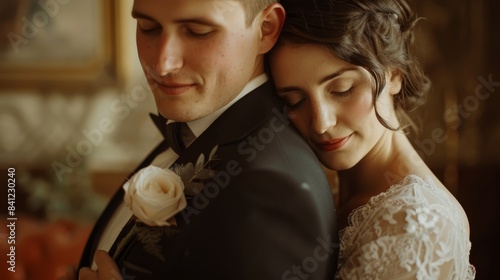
left=410, top=1, right=500, bottom=279
left=0, top=0, right=162, bottom=279
left=0, top=0, right=498, bottom=279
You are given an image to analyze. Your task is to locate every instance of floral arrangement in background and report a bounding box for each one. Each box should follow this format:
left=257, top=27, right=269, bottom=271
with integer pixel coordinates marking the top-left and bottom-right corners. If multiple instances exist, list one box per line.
left=17, top=163, right=107, bottom=222
left=0, top=164, right=105, bottom=280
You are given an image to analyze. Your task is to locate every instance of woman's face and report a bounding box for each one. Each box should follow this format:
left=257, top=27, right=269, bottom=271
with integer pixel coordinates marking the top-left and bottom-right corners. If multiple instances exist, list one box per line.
left=269, top=43, right=401, bottom=170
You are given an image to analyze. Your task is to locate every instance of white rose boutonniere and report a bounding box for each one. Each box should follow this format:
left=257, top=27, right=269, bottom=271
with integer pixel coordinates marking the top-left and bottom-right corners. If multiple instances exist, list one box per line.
left=114, top=146, right=219, bottom=262
left=123, top=165, right=187, bottom=226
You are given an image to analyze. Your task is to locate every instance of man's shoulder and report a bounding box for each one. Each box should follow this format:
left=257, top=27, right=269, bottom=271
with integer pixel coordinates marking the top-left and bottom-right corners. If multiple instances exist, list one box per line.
left=219, top=83, right=322, bottom=180
left=231, top=109, right=318, bottom=169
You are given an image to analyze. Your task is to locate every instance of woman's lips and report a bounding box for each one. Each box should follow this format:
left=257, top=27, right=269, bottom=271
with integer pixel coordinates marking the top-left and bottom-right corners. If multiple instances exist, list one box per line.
left=315, top=135, right=350, bottom=152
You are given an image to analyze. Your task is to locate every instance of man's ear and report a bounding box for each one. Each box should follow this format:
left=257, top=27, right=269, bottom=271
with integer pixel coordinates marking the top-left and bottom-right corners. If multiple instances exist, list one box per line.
left=258, top=3, right=285, bottom=54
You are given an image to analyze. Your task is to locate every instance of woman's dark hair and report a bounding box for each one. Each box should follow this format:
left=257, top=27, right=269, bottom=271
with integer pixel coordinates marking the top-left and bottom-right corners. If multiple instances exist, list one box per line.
left=275, top=0, right=430, bottom=130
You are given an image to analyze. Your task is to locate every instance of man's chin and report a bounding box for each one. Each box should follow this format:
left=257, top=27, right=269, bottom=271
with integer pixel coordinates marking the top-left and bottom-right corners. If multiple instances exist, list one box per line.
left=158, top=107, right=205, bottom=123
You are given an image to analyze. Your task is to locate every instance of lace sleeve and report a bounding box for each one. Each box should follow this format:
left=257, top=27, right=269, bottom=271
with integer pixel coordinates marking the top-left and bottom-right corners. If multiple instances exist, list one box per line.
left=336, top=175, right=475, bottom=280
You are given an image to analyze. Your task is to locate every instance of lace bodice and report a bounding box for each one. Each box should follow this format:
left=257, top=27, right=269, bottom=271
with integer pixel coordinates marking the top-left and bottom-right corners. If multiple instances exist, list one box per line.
left=335, top=175, right=475, bottom=279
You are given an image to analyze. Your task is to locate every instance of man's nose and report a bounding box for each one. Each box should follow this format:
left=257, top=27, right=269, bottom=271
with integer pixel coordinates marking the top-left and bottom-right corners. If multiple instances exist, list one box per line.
left=155, top=35, right=183, bottom=75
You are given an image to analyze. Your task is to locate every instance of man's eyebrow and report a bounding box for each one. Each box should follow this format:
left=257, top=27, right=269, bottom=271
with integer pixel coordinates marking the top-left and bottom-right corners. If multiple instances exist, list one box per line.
left=175, top=18, right=219, bottom=26
left=131, top=10, right=218, bottom=27
left=131, top=10, right=156, bottom=21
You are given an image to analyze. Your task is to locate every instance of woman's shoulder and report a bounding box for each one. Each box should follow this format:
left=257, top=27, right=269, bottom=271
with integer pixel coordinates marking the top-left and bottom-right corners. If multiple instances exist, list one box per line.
left=345, top=174, right=469, bottom=235
left=338, top=174, right=475, bottom=279
left=375, top=174, right=448, bottom=201
left=391, top=174, right=467, bottom=229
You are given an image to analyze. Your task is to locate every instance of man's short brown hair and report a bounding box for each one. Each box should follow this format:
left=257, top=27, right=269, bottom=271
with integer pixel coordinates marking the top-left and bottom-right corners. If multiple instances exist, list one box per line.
left=238, top=0, right=278, bottom=26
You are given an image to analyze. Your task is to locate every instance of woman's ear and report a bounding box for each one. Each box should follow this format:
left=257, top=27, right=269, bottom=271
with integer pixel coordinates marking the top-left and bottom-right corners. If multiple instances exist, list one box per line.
left=388, top=69, right=403, bottom=95
left=258, top=3, right=286, bottom=54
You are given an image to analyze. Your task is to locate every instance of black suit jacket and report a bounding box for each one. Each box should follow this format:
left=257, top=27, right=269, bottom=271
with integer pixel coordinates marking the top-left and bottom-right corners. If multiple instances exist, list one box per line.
left=79, top=81, right=339, bottom=279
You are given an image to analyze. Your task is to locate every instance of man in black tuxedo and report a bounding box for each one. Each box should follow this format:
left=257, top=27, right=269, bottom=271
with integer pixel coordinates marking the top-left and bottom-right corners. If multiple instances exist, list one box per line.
left=74, top=0, right=338, bottom=279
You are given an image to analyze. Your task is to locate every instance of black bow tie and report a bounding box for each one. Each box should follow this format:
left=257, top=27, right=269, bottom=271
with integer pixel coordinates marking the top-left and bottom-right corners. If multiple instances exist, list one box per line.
left=149, top=113, right=168, bottom=137
left=149, top=113, right=194, bottom=155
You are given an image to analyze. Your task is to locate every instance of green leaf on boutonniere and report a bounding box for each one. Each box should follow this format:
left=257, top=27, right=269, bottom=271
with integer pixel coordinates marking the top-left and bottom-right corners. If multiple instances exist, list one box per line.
left=177, top=162, right=195, bottom=183
left=172, top=145, right=220, bottom=196
left=195, top=153, right=205, bottom=173
left=137, top=224, right=164, bottom=262
left=209, top=145, right=218, bottom=160
left=135, top=222, right=181, bottom=262
left=195, top=169, right=215, bottom=180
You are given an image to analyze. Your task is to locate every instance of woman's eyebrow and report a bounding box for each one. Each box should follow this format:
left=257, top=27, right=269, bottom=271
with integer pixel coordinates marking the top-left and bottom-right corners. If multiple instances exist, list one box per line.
left=276, top=67, right=358, bottom=94
left=318, top=67, right=358, bottom=85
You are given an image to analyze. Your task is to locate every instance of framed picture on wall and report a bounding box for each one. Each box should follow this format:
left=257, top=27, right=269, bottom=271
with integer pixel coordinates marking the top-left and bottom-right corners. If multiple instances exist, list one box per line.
left=0, top=0, right=129, bottom=90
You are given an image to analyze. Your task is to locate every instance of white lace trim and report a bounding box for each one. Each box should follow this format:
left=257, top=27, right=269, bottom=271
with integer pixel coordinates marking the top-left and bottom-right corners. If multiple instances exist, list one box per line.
left=335, top=174, right=476, bottom=279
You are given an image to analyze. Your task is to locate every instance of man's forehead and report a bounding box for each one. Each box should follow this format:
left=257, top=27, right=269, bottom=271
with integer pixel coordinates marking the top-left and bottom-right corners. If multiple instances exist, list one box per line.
left=132, top=0, right=242, bottom=12
left=132, top=0, right=244, bottom=21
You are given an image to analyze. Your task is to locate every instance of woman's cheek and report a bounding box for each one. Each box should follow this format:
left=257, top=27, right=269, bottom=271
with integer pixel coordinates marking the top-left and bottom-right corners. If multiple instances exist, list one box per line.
left=350, top=91, right=375, bottom=124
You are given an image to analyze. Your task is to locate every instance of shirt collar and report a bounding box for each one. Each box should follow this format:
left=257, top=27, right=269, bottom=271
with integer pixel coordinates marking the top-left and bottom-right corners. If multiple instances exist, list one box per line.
left=184, top=73, right=268, bottom=138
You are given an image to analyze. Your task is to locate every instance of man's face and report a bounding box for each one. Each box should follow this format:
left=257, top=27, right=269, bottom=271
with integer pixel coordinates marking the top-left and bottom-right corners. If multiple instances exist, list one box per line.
left=133, top=0, right=264, bottom=122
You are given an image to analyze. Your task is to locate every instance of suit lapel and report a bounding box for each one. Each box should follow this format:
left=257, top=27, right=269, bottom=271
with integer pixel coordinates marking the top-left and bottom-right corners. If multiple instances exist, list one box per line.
left=79, top=120, right=170, bottom=268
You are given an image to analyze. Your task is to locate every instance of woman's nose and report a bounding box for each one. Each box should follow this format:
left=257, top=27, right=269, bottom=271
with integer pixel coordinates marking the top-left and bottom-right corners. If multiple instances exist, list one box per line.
left=311, top=102, right=336, bottom=135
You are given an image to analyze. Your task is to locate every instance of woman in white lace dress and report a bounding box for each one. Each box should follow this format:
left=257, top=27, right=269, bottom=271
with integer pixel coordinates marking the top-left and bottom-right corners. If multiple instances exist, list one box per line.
left=269, top=0, right=475, bottom=279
